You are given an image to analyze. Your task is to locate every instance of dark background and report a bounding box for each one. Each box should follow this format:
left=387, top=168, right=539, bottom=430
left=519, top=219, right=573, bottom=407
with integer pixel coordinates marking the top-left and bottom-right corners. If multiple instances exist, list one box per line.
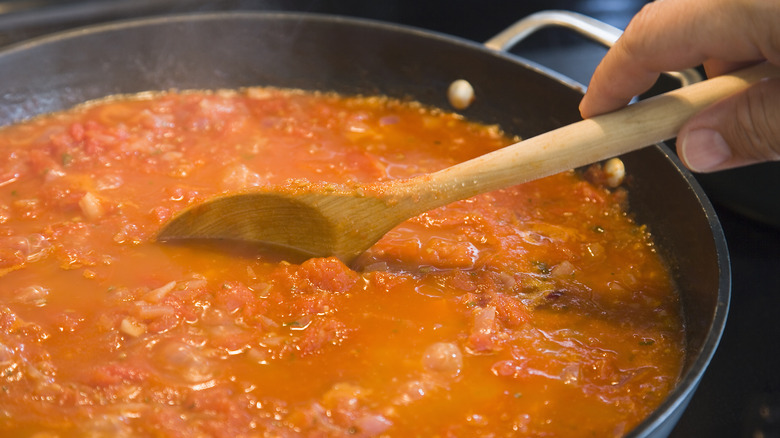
left=0, top=1, right=778, bottom=437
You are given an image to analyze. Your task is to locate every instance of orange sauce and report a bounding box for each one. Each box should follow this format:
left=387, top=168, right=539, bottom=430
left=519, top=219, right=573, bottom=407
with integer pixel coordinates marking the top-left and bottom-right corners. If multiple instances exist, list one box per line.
left=0, top=89, right=684, bottom=437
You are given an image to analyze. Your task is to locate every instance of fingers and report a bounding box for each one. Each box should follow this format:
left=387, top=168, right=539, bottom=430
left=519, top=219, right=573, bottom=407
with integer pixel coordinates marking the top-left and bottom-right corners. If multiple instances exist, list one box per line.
left=579, top=0, right=778, bottom=118
left=678, top=77, right=780, bottom=172
left=702, top=60, right=758, bottom=78
left=579, top=0, right=780, bottom=172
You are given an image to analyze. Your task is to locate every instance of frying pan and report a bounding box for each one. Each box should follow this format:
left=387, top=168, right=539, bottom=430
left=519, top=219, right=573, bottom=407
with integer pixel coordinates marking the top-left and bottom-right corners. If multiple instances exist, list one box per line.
left=0, top=11, right=730, bottom=437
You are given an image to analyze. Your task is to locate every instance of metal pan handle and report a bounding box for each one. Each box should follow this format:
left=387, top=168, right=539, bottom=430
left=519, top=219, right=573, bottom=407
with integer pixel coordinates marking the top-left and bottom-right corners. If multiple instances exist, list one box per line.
left=485, top=10, right=702, bottom=87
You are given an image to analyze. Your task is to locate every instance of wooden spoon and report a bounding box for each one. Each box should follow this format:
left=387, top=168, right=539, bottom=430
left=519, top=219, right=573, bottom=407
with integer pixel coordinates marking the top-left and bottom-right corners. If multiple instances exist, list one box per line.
left=157, top=62, right=779, bottom=264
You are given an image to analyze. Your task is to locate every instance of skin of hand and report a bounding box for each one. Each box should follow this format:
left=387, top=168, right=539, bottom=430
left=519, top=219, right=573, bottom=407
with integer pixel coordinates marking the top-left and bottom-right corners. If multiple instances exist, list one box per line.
left=579, top=0, right=780, bottom=173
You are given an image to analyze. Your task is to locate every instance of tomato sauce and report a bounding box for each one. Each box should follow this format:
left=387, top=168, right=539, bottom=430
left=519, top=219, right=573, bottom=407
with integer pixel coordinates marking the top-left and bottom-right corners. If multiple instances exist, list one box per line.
left=0, top=89, right=685, bottom=437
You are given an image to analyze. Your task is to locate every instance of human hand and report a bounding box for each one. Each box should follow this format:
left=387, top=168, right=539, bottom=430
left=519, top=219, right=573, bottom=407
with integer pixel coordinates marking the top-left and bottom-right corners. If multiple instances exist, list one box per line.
left=579, top=0, right=780, bottom=173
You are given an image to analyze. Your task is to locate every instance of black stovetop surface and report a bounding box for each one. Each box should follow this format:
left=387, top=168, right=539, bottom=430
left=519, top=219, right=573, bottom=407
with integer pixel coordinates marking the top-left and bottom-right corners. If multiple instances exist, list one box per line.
left=0, top=1, right=778, bottom=437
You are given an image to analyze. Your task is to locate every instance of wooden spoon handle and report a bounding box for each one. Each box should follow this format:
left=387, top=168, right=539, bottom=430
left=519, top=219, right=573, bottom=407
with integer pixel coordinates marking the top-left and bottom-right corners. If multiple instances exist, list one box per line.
left=406, top=62, right=779, bottom=208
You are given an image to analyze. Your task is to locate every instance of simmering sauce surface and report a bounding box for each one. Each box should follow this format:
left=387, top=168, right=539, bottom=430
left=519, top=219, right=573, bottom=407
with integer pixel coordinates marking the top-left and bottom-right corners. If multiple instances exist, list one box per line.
left=0, top=89, right=684, bottom=437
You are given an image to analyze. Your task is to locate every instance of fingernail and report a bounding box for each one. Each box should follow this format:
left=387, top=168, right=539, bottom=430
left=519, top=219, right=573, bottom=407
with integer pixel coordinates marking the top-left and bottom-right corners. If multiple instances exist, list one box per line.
left=681, top=129, right=732, bottom=172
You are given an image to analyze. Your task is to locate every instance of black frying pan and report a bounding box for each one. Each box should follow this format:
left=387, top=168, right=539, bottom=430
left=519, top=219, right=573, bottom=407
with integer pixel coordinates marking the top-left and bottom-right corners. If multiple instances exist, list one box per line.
left=0, top=12, right=730, bottom=437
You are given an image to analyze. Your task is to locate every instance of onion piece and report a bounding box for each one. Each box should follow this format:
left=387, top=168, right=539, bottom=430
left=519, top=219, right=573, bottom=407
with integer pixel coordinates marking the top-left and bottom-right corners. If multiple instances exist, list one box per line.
left=353, top=413, right=392, bottom=436
left=422, top=342, right=463, bottom=378
left=143, top=280, right=177, bottom=303
left=78, top=192, right=104, bottom=221
left=119, top=317, right=147, bottom=337
left=12, top=285, right=49, bottom=307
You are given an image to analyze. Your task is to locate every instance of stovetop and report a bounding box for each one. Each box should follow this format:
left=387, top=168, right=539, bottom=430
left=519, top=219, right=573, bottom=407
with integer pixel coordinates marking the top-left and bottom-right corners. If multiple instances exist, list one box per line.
left=0, top=1, right=778, bottom=437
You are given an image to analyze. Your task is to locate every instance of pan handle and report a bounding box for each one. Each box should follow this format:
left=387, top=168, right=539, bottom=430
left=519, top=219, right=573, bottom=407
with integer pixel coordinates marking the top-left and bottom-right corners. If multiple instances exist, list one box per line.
left=485, top=10, right=702, bottom=87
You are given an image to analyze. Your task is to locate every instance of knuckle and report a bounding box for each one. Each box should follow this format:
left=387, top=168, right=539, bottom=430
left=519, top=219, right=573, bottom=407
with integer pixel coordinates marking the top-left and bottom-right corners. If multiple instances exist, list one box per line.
left=618, top=4, right=656, bottom=58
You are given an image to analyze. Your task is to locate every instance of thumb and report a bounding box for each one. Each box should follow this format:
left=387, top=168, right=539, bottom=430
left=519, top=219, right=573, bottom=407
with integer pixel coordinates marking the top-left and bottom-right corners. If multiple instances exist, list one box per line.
left=677, top=76, right=780, bottom=173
